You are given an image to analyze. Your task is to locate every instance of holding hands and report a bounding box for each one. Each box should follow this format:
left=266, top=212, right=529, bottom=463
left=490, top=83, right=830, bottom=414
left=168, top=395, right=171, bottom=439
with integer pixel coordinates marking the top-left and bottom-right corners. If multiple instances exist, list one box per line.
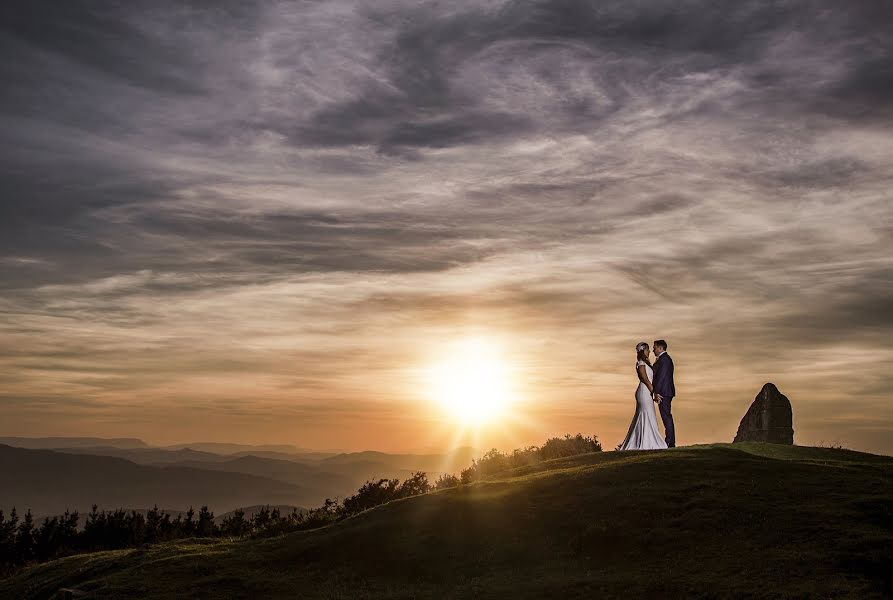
left=627, top=339, right=675, bottom=450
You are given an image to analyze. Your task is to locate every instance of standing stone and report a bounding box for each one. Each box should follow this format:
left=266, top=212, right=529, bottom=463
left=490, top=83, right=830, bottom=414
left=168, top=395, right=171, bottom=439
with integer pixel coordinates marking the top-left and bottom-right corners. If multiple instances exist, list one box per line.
left=733, top=383, right=794, bottom=444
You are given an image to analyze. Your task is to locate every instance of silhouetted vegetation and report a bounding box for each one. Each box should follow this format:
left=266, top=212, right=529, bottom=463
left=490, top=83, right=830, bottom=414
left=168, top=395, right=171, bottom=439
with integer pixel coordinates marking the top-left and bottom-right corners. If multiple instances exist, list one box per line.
left=0, top=433, right=601, bottom=576
left=461, top=433, right=602, bottom=483
left=434, top=473, right=460, bottom=490
left=0, top=504, right=305, bottom=576
left=341, top=472, right=431, bottom=515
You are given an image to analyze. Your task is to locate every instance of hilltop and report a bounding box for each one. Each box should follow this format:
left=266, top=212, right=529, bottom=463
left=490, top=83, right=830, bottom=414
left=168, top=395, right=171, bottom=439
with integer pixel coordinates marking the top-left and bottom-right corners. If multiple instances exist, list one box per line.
left=2, top=444, right=890, bottom=599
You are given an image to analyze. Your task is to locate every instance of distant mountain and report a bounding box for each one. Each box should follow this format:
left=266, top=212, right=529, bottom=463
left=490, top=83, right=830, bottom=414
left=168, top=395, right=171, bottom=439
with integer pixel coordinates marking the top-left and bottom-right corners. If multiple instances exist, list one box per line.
left=45, top=446, right=229, bottom=465
left=0, top=438, right=477, bottom=471
left=0, top=441, right=482, bottom=520
left=164, top=451, right=478, bottom=505
left=159, top=442, right=342, bottom=456
left=319, top=446, right=479, bottom=475
left=0, top=437, right=148, bottom=450
left=0, top=444, right=319, bottom=516
left=310, top=459, right=421, bottom=487
left=163, top=447, right=483, bottom=495
left=172, top=455, right=357, bottom=502
left=229, top=450, right=340, bottom=462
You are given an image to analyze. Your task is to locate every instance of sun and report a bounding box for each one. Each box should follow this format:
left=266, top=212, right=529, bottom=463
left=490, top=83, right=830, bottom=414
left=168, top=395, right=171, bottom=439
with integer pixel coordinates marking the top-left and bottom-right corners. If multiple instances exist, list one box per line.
left=423, top=337, right=517, bottom=426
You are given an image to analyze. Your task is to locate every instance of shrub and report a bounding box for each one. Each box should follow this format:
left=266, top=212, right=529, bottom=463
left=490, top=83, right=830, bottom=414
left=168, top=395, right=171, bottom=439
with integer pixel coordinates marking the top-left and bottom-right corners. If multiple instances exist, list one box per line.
left=540, top=433, right=602, bottom=460
left=397, top=471, right=431, bottom=498
left=459, top=433, right=602, bottom=482
left=434, top=473, right=460, bottom=490
left=341, top=478, right=400, bottom=515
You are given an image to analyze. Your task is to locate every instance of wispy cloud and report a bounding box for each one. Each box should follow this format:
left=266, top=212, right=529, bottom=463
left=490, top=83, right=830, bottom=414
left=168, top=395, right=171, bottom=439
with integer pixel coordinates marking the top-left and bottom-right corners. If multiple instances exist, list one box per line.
left=1, top=0, right=891, bottom=453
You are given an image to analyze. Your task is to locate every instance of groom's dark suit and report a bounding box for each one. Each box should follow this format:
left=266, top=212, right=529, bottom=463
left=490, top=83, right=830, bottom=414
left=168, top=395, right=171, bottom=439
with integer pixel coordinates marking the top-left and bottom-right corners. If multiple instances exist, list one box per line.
left=652, top=352, right=676, bottom=447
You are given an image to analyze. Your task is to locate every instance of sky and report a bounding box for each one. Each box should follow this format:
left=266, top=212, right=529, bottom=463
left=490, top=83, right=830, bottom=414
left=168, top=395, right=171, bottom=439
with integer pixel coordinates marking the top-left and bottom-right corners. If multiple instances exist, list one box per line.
left=1, top=1, right=891, bottom=456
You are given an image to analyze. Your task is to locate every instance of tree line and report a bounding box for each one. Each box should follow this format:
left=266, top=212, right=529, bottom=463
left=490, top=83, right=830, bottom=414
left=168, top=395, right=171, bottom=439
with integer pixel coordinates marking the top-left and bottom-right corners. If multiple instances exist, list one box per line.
left=0, top=433, right=601, bottom=576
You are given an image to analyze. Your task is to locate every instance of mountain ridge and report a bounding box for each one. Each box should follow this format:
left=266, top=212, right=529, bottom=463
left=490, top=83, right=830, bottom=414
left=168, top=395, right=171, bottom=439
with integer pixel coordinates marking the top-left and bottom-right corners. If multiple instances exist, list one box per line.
left=0, top=444, right=313, bottom=515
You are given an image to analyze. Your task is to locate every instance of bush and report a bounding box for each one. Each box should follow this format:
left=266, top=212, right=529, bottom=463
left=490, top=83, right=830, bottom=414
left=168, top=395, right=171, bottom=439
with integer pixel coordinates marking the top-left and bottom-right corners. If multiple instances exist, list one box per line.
left=220, top=508, right=248, bottom=537
left=397, top=471, right=431, bottom=498
left=434, top=473, right=460, bottom=490
left=541, top=433, right=602, bottom=459
left=460, top=433, right=602, bottom=483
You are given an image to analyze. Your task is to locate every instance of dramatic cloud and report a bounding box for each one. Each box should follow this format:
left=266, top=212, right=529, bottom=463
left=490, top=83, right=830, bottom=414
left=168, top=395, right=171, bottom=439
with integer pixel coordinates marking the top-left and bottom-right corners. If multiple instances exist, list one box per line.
left=1, top=0, right=891, bottom=453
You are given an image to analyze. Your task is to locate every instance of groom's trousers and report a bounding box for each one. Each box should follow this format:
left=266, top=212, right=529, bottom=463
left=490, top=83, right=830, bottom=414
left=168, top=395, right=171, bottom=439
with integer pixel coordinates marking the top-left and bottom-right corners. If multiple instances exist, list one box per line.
left=659, top=396, right=675, bottom=448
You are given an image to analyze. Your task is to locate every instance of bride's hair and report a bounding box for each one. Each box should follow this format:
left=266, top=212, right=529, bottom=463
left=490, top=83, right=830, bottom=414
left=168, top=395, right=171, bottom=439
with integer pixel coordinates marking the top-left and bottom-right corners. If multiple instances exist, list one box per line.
left=636, top=342, right=651, bottom=365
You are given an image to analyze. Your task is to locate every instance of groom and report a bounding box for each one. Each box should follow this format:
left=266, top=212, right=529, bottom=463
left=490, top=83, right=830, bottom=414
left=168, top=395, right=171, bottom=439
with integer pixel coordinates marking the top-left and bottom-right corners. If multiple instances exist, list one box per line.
left=651, top=339, right=676, bottom=448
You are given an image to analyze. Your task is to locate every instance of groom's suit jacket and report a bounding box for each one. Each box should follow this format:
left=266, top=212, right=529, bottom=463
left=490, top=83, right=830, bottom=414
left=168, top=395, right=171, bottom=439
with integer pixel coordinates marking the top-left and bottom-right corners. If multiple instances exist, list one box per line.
left=652, top=352, right=675, bottom=398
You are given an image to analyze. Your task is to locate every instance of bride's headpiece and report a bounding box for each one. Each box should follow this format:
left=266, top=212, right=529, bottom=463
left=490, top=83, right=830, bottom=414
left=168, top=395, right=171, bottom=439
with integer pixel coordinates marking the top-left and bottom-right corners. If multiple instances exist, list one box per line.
left=635, top=342, right=649, bottom=353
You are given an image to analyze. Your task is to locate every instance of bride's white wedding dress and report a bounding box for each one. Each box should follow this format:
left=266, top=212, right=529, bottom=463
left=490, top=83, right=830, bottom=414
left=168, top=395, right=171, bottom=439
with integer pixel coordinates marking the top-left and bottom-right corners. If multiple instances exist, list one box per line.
left=618, top=359, right=668, bottom=451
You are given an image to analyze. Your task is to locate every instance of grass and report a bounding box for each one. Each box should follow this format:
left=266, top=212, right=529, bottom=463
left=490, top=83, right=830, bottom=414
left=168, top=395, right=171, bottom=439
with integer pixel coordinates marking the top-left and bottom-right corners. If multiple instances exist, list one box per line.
left=2, top=443, right=891, bottom=599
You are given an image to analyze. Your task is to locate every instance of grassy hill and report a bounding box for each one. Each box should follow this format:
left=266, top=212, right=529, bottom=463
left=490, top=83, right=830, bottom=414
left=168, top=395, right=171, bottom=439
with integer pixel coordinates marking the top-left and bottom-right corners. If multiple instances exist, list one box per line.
left=2, top=443, right=890, bottom=599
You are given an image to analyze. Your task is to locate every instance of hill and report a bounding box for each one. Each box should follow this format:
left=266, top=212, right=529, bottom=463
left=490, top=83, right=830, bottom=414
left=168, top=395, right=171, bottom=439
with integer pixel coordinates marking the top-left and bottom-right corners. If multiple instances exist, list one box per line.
left=167, top=447, right=482, bottom=500
left=172, top=455, right=357, bottom=499
left=0, top=445, right=318, bottom=516
left=0, top=437, right=148, bottom=450
left=1, top=443, right=889, bottom=599
left=319, top=446, right=478, bottom=469
left=0, top=442, right=483, bottom=517
left=159, top=442, right=331, bottom=455
left=31, top=446, right=228, bottom=465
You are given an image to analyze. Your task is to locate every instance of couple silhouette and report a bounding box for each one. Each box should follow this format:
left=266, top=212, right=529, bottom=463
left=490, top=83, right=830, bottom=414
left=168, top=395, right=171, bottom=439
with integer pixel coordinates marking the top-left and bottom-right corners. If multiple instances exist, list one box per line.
left=618, top=339, right=676, bottom=451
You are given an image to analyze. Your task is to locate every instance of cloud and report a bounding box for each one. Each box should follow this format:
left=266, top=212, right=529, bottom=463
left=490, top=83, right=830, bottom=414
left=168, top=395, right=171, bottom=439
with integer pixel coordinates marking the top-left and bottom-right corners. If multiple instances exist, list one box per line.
left=0, top=0, right=891, bottom=452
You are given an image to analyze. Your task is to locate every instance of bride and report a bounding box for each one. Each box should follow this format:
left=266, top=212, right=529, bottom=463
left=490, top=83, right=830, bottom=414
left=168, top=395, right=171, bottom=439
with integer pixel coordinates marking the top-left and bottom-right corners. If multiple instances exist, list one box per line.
left=618, top=342, right=668, bottom=451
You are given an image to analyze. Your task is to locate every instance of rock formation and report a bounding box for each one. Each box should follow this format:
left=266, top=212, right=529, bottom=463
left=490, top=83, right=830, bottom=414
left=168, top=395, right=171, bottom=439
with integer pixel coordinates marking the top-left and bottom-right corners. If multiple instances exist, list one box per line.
left=733, top=383, right=794, bottom=444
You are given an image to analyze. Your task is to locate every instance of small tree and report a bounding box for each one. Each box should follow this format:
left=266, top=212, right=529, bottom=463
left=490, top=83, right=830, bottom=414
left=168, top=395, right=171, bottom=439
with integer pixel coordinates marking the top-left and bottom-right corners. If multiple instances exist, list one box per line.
left=145, top=505, right=162, bottom=544
left=158, top=511, right=174, bottom=541
left=540, top=433, right=601, bottom=460
left=509, top=446, right=541, bottom=469
left=127, top=511, right=146, bottom=546
left=342, top=478, right=400, bottom=515
left=220, top=508, right=248, bottom=537
left=181, top=507, right=196, bottom=537
left=0, top=507, right=19, bottom=576
left=475, top=448, right=510, bottom=478
left=398, top=471, right=431, bottom=498
left=0, top=508, right=18, bottom=572
left=434, top=473, right=460, bottom=490
left=460, top=463, right=478, bottom=484
left=252, top=506, right=272, bottom=531
left=15, top=509, right=35, bottom=564
left=196, top=506, right=216, bottom=537
left=34, top=516, right=59, bottom=562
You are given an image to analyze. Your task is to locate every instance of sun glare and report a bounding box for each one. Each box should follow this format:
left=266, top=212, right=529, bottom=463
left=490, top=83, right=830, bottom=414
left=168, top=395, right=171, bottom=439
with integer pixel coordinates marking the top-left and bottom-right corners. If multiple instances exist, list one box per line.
left=424, top=337, right=517, bottom=426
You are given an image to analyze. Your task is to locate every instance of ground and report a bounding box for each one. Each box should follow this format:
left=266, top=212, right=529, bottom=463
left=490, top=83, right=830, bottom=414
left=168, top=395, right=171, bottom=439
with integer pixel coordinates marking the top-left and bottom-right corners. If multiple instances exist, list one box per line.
left=2, top=443, right=890, bottom=599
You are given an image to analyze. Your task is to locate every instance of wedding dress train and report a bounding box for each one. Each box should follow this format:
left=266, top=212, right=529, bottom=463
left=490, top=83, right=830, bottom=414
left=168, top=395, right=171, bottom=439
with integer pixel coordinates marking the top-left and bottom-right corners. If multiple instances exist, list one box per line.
left=618, top=359, right=668, bottom=451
